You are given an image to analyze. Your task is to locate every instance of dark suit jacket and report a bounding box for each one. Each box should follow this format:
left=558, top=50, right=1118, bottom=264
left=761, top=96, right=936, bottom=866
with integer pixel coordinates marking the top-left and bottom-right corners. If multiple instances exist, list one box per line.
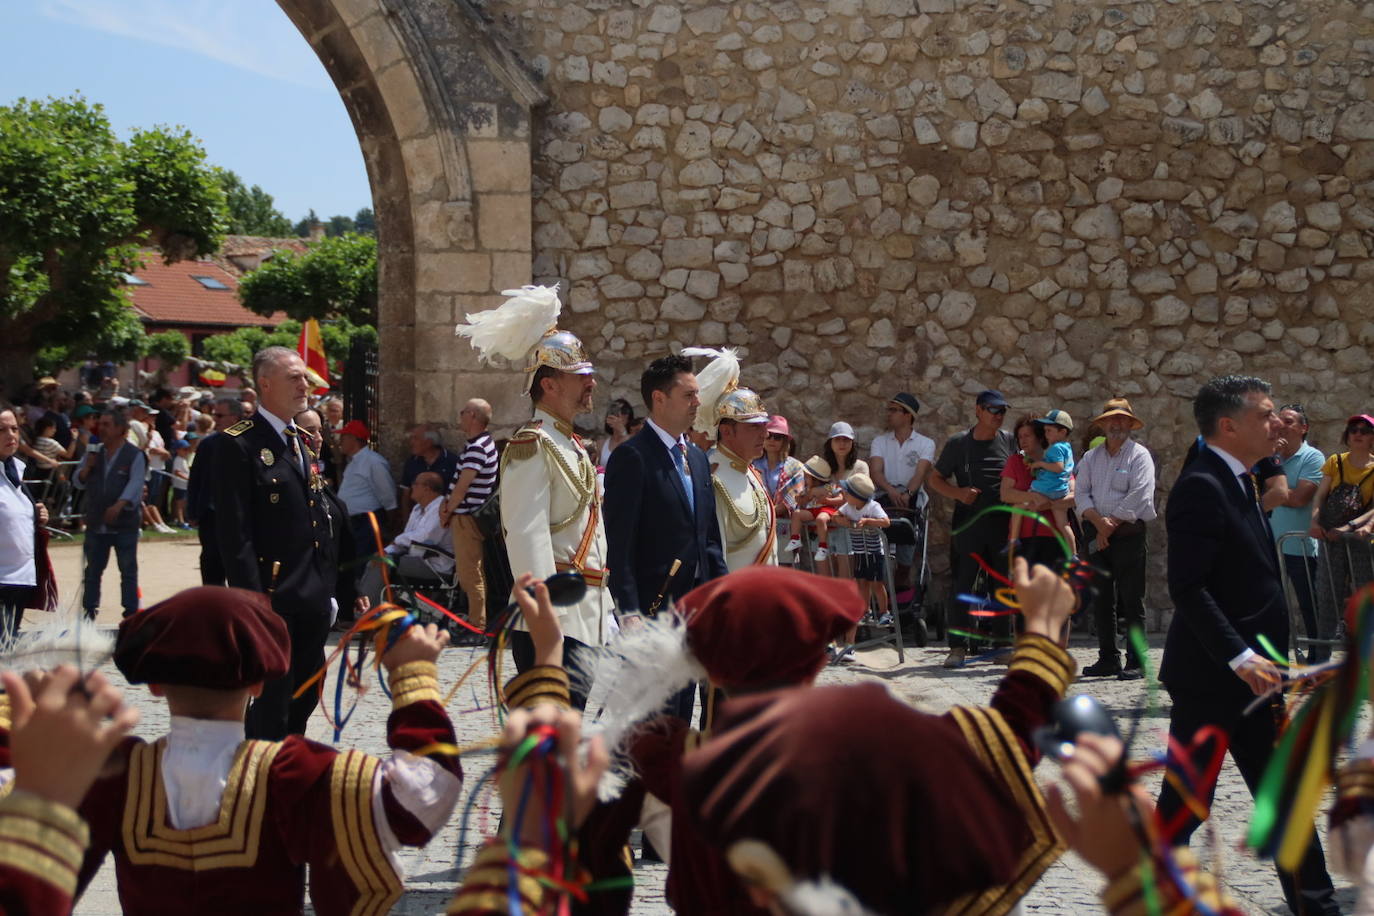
left=1159, top=446, right=1288, bottom=701
left=604, top=424, right=728, bottom=616
left=185, top=431, right=224, bottom=524
left=213, top=417, right=337, bottom=618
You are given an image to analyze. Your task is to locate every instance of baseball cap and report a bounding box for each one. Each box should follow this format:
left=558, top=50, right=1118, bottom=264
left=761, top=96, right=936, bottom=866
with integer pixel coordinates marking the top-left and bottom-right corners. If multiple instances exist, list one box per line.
left=1033, top=409, right=1075, bottom=431
left=827, top=421, right=855, bottom=440
left=339, top=419, right=371, bottom=440
left=765, top=415, right=791, bottom=439
left=975, top=390, right=1009, bottom=409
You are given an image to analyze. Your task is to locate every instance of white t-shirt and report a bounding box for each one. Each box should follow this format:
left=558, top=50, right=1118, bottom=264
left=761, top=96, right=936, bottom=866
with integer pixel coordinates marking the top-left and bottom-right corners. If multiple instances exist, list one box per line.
left=171, top=454, right=190, bottom=491
left=869, top=430, right=935, bottom=507
left=839, top=499, right=889, bottom=552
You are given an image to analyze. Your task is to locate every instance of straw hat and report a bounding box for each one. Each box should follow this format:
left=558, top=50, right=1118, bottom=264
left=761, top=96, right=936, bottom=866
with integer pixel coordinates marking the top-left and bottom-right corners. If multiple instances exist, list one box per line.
left=1091, top=397, right=1144, bottom=430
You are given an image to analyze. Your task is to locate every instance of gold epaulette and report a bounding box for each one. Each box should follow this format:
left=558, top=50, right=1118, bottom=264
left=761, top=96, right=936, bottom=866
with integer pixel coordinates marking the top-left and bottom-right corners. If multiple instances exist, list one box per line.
left=0, top=692, right=10, bottom=731
left=1337, top=757, right=1374, bottom=802
left=1007, top=633, right=1077, bottom=697
left=501, top=424, right=544, bottom=465
left=504, top=665, right=571, bottom=710
left=223, top=419, right=253, bottom=437
left=0, top=790, right=89, bottom=901
left=1102, top=847, right=1239, bottom=916
left=388, top=660, right=441, bottom=708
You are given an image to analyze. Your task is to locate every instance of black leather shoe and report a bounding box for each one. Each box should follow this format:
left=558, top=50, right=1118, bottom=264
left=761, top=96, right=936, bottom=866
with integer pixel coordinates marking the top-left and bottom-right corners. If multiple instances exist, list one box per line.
left=1117, top=666, right=1144, bottom=681
left=1082, top=657, right=1122, bottom=677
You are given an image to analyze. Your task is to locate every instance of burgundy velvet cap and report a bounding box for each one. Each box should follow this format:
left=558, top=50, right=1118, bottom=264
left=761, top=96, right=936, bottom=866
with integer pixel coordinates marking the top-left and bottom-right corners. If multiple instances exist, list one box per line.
left=678, top=566, right=865, bottom=691
left=115, top=586, right=290, bottom=689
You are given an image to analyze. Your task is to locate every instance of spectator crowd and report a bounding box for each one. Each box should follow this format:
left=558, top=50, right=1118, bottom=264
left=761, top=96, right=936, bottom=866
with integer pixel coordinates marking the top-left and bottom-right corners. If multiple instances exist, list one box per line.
left=2, top=337, right=1374, bottom=916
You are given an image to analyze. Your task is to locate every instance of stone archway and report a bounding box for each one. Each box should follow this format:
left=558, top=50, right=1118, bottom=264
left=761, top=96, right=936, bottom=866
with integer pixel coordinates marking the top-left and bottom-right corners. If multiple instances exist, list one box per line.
left=276, top=0, right=543, bottom=453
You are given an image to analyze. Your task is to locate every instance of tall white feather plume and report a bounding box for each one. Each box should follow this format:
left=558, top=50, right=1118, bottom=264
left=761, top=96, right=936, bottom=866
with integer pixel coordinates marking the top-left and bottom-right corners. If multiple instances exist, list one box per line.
left=0, top=616, right=114, bottom=673
left=455, top=284, right=563, bottom=364
left=586, top=612, right=704, bottom=801
left=680, top=346, right=741, bottom=439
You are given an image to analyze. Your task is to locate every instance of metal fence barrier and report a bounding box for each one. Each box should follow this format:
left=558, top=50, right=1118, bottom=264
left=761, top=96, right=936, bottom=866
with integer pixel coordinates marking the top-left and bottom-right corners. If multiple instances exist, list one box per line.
left=1276, top=530, right=1374, bottom=660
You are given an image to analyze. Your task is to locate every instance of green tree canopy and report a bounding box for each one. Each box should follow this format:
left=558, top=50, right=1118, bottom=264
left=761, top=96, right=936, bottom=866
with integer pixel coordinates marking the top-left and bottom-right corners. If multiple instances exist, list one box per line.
left=217, top=170, right=293, bottom=236
left=237, top=232, right=377, bottom=325
left=353, top=207, right=376, bottom=235
left=198, top=317, right=376, bottom=370
left=0, top=95, right=225, bottom=389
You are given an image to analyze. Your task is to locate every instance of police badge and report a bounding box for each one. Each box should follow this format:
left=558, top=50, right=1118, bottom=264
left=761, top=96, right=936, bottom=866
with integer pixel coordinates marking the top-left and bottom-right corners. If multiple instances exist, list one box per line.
left=260, top=448, right=275, bottom=466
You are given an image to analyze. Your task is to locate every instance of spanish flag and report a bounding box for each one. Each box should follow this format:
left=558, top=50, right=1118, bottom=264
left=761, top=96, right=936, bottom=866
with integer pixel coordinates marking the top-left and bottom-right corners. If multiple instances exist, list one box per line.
left=297, top=318, right=331, bottom=394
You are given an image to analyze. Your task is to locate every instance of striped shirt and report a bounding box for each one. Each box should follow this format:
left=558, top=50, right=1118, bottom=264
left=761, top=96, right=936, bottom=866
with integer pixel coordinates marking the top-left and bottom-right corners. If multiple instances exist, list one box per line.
left=453, top=431, right=498, bottom=514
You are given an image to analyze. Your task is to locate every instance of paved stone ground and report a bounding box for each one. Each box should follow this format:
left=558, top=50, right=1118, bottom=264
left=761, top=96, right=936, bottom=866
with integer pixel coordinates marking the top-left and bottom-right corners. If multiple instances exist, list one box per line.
left=55, top=539, right=1357, bottom=914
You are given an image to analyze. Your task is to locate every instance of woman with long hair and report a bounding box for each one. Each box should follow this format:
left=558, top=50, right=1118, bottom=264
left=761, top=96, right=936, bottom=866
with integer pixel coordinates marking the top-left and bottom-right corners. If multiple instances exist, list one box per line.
left=598, top=397, right=635, bottom=468
left=822, top=421, right=869, bottom=579
left=1308, top=413, right=1374, bottom=654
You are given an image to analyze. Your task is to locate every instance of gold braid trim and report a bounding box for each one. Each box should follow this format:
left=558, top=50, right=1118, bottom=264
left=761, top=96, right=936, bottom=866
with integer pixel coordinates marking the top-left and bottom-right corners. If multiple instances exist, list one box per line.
left=1007, top=633, right=1077, bottom=697
left=540, top=435, right=596, bottom=533
left=389, top=661, right=441, bottom=708
left=943, top=706, right=1065, bottom=916
left=504, top=665, right=571, bottom=710
left=712, top=474, right=771, bottom=550
left=0, top=692, right=10, bottom=731
left=0, top=790, right=89, bottom=899
left=446, top=842, right=555, bottom=914
left=330, top=751, right=404, bottom=916
left=1337, top=758, right=1374, bottom=801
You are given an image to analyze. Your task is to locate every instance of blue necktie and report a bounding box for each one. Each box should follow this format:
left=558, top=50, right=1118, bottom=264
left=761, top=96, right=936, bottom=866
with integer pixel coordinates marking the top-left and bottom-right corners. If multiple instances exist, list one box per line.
left=2, top=457, right=19, bottom=489
left=674, top=443, right=695, bottom=512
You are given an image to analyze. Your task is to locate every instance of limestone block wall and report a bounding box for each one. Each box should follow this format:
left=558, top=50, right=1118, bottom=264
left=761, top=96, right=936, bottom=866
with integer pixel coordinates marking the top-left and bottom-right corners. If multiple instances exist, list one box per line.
left=469, top=0, right=1374, bottom=613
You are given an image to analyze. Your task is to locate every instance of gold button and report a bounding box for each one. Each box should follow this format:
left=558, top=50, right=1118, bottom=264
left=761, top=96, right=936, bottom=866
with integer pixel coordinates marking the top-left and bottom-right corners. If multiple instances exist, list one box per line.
left=309, top=499, right=315, bottom=507
left=314, top=540, right=320, bottom=548
left=312, top=520, right=318, bottom=528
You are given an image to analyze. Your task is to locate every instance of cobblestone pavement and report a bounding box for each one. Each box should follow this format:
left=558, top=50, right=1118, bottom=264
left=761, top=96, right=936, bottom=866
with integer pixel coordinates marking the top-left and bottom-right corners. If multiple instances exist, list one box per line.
left=59, top=539, right=1356, bottom=914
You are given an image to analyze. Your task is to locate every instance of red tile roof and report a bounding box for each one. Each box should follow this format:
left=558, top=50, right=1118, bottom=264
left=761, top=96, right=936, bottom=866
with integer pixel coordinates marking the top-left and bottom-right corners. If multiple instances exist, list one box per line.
left=216, top=235, right=312, bottom=277
left=125, top=253, right=285, bottom=329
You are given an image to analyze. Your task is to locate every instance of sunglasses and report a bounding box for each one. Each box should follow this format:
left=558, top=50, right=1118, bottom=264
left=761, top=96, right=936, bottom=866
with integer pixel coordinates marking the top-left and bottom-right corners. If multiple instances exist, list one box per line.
left=982, top=405, right=1007, bottom=416
left=1349, top=425, right=1374, bottom=436
left=766, top=432, right=789, bottom=440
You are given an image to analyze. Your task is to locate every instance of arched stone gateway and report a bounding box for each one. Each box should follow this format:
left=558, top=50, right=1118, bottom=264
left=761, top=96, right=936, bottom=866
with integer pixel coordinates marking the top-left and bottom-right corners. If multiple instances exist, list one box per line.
left=278, top=0, right=544, bottom=450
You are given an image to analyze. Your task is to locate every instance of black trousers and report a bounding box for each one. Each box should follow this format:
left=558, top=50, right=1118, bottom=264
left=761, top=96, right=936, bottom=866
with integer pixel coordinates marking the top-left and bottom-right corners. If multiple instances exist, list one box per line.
left=948, top=519, right=1009, bottom=650
left=1089, top=523, right=1148, bottom=667
left=1157, top=688, right=1338, bottom=916
left=509, top=630, right=595, bottom=711
left=198, top=510, right=226, bottom=586
left=245, top=609, right=331, bottom=740
left=0, top=585, right=28, bottom=641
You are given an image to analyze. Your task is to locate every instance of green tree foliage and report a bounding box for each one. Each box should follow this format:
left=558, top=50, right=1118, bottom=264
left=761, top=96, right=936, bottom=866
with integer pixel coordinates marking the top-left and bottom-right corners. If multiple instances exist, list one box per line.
left=0, top=95, right=225, bottom=387
left=292, top=209, right=320, bottom=238
left=217, top=170, right=293, bottom=236
left=146, top=329, right=190, bottom=371
left=354, top=207, right=376, bottom=235
left=324, top=214, right=356, bottom=237
left=199, top=317, right=375, bottom=370
left=238, top=232, right=377, bottom=325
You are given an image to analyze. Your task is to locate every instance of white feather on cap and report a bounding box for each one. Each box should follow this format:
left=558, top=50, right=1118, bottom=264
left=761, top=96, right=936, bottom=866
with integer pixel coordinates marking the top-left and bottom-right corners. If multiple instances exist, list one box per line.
left=455, top=284, right=563, bottom=364
left=586, top=611, right=705, bottom=801
left=0, top=615, right=113, bottom=673
left=681, top=346, right=741, bottom=439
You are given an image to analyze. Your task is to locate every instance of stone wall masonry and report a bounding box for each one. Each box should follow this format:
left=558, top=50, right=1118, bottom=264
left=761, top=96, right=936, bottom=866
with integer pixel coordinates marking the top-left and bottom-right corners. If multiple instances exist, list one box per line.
left=465, top=0, right=1374, bottom=616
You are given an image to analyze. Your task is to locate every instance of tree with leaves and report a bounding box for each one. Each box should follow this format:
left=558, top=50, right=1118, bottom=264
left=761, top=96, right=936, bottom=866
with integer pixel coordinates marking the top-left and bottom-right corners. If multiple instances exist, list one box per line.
left=217, top=170, right=293, bottom=237
left=237, top=232, right=377, bottom=326
left=144, top=329, right=191, bottom=385
left=0, top=95, right=225, bottom=391
left=199, top=317, right=376, bottom=373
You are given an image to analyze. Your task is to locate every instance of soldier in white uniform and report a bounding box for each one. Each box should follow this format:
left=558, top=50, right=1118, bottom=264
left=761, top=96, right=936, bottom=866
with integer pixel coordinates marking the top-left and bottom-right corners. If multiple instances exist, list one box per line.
left=685, top=348, right=777, bottom=572
left=456, top=285, right=613, bottom=709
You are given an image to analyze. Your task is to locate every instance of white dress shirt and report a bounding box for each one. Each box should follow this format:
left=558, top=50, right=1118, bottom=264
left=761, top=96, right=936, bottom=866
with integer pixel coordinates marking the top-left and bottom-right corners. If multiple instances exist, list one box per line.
left=388, top=498, right=454, bottom=573
left=340, top=446, right=398, bottom=515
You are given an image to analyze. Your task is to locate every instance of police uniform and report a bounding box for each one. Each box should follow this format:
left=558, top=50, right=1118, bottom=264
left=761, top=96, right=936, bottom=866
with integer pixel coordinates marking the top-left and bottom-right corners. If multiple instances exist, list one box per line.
left=211, top=409, right=338, bottom=739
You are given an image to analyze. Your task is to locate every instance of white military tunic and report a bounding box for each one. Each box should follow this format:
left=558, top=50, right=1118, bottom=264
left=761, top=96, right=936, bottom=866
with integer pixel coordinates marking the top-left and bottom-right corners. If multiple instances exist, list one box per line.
left=709, top=444, right=777, bottom=573
left=499, top=408, right=613, bottom=647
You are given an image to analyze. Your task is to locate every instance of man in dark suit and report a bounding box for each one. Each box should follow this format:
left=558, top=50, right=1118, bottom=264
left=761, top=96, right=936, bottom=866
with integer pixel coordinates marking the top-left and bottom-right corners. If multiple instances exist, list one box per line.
left=213, top=346, right=338, bottom=740
left=186, top=396, right=246, bottom=586
left=1158, top=375, right=1339, bottom=915
left=605, top=353, right=729, bottom=720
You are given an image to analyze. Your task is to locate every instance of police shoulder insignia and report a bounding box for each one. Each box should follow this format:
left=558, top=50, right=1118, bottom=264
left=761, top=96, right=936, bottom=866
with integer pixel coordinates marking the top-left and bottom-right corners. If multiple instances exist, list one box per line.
left=224, top=420, right=253, bottom=437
